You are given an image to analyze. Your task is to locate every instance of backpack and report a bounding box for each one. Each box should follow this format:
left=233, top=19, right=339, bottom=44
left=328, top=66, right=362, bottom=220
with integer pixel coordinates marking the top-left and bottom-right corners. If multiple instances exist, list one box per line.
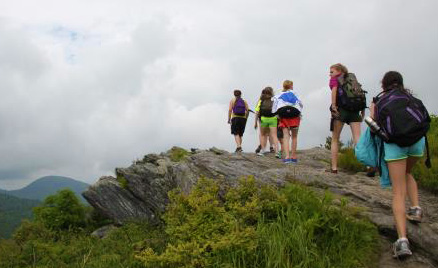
left=277, top=106, right=301, bottom=118
left=337, top=73, right=367, bottom=111
left=260, top=99, right=274, bottom=117
left=233, top=98, right=246, bottom=116
left=375, top=88, right=430, bottom=147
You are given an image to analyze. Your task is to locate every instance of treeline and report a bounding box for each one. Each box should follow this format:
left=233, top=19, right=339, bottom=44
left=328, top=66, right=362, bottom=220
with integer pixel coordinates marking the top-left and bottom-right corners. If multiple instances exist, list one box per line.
left=0, top=193, right=39, bottom=239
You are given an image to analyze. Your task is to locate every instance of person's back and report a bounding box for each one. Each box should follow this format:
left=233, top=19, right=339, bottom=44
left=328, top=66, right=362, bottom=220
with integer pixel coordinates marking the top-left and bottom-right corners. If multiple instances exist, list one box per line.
left=228, top=90, right=249, bottom=153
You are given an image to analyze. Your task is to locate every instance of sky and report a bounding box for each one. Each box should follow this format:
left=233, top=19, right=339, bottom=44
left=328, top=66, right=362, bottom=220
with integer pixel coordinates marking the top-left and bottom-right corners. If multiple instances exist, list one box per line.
left=0, top=0, right=437, bottom=189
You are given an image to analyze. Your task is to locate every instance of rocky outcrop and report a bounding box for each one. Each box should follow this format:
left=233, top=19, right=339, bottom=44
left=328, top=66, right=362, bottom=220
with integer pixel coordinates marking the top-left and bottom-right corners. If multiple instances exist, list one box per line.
left=83, top=147, right=438, bottom=267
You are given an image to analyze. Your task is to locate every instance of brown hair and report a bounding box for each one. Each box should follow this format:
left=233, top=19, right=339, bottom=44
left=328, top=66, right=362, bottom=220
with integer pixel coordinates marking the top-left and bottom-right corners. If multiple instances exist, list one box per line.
left=260, top=87, right=274, bottom=100
left=382, top=71, right=404, bottom=91
left=330, top=63, right=348, bottom=74
left=234, top=89, right=242, bottom=97
left=283, top=80, right=293, bottom=91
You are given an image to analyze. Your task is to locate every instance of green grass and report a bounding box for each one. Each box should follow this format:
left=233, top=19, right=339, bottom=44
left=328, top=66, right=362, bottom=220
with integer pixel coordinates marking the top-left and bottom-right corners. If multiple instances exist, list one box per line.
left=0, top=178, right=378, bottom=268
left=338, top=148, right=367, bottom=173
left=169, top=147, right=189, bottom=162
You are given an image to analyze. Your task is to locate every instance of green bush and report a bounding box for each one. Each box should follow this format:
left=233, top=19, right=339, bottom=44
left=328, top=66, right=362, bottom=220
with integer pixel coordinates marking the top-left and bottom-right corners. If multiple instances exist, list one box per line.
left=169, top=147, right=189, bottom=162
left=413, top=115, right=438, bottom=193
left=338, top=148, right=367, bottom=173
left=33, top=189, right=86, bottom=231
left=137, top=177, right=378, bottom=268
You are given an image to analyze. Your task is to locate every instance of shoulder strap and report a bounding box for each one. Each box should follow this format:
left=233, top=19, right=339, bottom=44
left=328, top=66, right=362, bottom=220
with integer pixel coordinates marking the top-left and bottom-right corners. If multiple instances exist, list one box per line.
left=425, top=135, right=432, bottom=168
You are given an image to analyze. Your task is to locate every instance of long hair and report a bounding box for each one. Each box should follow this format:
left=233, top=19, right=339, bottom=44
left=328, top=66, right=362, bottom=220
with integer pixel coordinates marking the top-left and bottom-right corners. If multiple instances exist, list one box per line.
left=330, top=63, right=348, bottom=74
left=260, top=87, right=273, bottom=101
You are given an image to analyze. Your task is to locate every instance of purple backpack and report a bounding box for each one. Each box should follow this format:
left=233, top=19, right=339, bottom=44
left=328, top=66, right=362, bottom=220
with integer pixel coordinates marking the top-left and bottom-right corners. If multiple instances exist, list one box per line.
left=233, top=98, right=246, bottom=116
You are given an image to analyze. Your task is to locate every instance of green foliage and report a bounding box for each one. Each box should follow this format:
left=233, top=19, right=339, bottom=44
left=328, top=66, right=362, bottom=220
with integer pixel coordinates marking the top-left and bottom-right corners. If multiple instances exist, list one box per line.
left=137, top=177, right=378, bottom=268
left=338, top=148, right=367, bottom=173
left=169, top=147, right=189, bottom=162
left=322, top=136, right=344, bottom=150
left=0, top=220, right=159, bottom=268
left=33, top=189, right=86, bottom=231
left=0, top=193, right=39, bottom=239
left=116, top=174, right=129, bottom=189
left=413, top=115, right=438, bottom=192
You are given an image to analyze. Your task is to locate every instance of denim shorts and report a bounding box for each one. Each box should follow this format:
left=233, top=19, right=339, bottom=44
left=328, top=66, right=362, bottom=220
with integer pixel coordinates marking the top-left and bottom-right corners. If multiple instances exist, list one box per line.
left=384, top=137, right=425, bottom=162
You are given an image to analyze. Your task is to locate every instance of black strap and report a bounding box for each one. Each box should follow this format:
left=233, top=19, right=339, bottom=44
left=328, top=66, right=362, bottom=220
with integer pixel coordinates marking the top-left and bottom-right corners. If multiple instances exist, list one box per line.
left=425, top=135, right=432, bottom=169
left=378, top=137, right=384, bottom=174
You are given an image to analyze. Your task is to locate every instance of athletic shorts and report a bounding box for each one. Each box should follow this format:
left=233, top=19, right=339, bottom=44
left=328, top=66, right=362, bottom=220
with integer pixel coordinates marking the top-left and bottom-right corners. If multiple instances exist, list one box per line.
left=336, top=108, right=362, bottom=124
left=231, top=117, right=247, bottom=137
left=260, top=116, right=278, bottom=128
left=384, top=137, right=425, bottom=162
left=279, top=117, right=300, bottom=129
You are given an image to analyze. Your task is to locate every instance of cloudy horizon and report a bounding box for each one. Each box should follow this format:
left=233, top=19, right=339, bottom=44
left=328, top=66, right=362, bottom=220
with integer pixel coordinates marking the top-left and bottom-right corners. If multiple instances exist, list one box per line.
left=1, top=0, right=437, bottom=189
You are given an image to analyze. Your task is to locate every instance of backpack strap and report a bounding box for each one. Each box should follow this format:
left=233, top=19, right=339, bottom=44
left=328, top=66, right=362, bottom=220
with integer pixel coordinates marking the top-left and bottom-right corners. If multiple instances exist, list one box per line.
left=425, top=135, right=432, bottom=169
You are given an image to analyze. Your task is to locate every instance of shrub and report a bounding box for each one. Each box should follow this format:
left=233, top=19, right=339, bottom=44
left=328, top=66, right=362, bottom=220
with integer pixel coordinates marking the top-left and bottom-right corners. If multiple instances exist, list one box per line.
left=413, top=115, right=438, bottom=193
left=338, top=148, right=367, bottom=173
left=33, top=189, right=86, bottom=231
left=169, top=147, right=189, bottom=162
left=137, top=177, right=378, bottom=268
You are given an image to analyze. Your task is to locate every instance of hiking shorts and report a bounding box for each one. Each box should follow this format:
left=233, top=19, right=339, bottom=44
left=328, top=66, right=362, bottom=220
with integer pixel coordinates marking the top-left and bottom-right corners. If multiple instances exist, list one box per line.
left=260, top=116, right=278, bottom=128
left=231, top=117, right=247, bottom=137
left=384, top=137, right=425, bottom=162
left=279, top=117, right=300, bottom=129
left=336, top=108, right=362, bottom=124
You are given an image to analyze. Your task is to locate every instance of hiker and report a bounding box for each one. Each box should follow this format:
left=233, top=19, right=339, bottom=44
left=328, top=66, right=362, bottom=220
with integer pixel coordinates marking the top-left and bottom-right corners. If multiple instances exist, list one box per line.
left=370, top=71, right=430, bottom=258
left=228, top=89, right=249, bottom=153
left=255, top=90, right=276, bottom=154
left=254, top=87, right=278, bottom=156
left=327, top=63, right=366, bottom=173
left=272, top=80, right=303, bottom=163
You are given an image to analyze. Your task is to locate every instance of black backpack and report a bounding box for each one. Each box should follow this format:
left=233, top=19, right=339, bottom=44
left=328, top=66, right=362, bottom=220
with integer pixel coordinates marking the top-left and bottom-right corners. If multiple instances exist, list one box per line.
left=260, top=99, right=274, bottom=117
left=337, top=73, right=367, bottom=112
left=375, top=88, right=430, bottom=147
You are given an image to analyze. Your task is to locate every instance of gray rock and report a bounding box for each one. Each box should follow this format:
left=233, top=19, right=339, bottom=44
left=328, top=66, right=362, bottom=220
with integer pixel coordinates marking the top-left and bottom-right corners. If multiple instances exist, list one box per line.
left=91, top=224, right=117, bottom=239
left=83, top=147, right=438, bottom=267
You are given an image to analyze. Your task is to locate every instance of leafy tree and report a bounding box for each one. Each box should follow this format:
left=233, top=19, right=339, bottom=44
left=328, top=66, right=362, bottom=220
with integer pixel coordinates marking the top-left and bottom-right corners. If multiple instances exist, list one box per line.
left=33, top=189, right=86, bottom=230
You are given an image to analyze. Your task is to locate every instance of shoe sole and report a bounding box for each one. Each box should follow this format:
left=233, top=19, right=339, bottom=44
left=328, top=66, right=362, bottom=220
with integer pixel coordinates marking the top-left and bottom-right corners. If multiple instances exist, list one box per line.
left=406, top=215, right=422, bottom=223
left=393, top=249, right=412, bottom=259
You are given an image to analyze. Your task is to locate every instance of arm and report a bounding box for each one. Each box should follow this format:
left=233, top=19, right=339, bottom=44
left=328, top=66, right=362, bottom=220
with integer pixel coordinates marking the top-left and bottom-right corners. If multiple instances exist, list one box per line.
left=331, top=87, right=339, bottom=116
left=228, top=100, right=233, bottom=124
left=254, top=112, right=259, bottom=129
left=369, top=102, right=376, bottom=119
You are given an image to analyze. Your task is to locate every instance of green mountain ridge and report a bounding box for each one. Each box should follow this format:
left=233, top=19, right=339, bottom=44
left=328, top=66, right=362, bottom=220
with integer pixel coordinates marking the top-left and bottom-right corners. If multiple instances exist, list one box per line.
left=3, top=175, right=89, bottom=203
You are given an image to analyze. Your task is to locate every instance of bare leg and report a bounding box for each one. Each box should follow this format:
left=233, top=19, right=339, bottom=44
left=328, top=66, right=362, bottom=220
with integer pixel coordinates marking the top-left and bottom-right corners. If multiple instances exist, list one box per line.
left=283, top=128, right=291, bottom=159
left=234, top=135, right=242, bottom=148
left=350, top=122, right=361, bottom=145
left=406, top=157, right=420, bottom=207
left=260, top=128, right=268, bottom=151
left=331, top=120, right=344, bottom=170
left=388, top=159, right=408, bottom=238
left=291, top=128, right=298, bottom=159
left=269, top=127, right=278, bottom=152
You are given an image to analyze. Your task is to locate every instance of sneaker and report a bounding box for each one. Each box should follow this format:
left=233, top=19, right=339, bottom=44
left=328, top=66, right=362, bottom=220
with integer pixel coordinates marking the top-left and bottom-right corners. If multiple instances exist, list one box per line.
left=290, top=158, right=298, bottom=163
left=392, top=238, right=412, bottom=259
left=276, top=152, right=282, bottom=159
left=255, top=145, right=262, bottom=154
left=282, top=159, right=292, bottom=164
left=257, top=151, right=265, bottom=156
left=270, top=147, right=275, bottom=153
left=407, top=207, right=423, bottom=223
left=235, top=147, right=243, bottom=153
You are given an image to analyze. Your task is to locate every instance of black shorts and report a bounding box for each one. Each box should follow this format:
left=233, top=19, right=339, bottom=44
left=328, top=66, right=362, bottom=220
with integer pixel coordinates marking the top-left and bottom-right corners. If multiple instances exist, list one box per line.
left=231, top=117, right=247, bottom=136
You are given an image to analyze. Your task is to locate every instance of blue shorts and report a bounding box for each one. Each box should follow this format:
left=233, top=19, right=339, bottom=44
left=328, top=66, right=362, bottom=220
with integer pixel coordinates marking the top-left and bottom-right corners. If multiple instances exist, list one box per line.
left=384, top=137, right=425, bottom=162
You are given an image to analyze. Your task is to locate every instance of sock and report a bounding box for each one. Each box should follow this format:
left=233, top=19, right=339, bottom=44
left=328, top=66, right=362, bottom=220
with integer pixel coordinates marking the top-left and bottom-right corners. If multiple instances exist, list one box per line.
left=398, top=237, right=408, bottom=242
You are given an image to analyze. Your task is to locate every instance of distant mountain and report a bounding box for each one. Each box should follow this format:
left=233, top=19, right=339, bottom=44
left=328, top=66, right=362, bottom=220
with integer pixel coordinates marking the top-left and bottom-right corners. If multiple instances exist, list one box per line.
left=0, top=192, right=40, bottom=239
left=5, top=176, right=89, bottom=203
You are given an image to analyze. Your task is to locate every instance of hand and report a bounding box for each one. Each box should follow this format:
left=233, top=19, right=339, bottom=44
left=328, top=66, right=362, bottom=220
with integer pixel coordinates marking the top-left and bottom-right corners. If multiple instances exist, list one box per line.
left=227, top=120, right=231, bottom=124
left=254, top=124, right=258, bottom=129
left=331, top=105, right=340, bottom=117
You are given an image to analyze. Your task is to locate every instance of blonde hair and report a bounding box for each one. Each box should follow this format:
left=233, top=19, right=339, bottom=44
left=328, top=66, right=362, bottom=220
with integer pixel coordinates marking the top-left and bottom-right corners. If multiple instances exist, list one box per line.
left=283, top=80, right=293, bottom=91
left=330, top=63, right=348, bottom=74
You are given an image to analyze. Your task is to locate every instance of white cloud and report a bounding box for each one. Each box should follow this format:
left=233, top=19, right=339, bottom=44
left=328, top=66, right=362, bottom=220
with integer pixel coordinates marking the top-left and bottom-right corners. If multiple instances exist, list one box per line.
left=0, top=0, right=437, bottom=189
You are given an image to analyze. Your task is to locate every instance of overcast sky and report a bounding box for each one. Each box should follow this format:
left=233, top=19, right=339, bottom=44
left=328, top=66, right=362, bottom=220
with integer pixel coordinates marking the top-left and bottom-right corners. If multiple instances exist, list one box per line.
left=0, top=0, right=437, bottom=189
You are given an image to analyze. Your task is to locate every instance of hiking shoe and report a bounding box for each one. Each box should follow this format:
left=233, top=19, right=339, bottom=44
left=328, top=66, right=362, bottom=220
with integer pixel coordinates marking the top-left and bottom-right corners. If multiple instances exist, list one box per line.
left=282, top=159, right=292, bottom=164
left=257, top=151, right=265, bottom=156
left=393, top=238, right=412, bottom=259
left=276, top=151, right=282, bottom=159
left=407, top=207, right=423, bottom=223
left=255, top=145, right=262, bottom=154
left=290, top=158, right=298, bottom=163
left=366, top=167, right=376, bottom=177
left=270, top=146, right=275, bottom=153
left=235, top=147, right=243, bottom=153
